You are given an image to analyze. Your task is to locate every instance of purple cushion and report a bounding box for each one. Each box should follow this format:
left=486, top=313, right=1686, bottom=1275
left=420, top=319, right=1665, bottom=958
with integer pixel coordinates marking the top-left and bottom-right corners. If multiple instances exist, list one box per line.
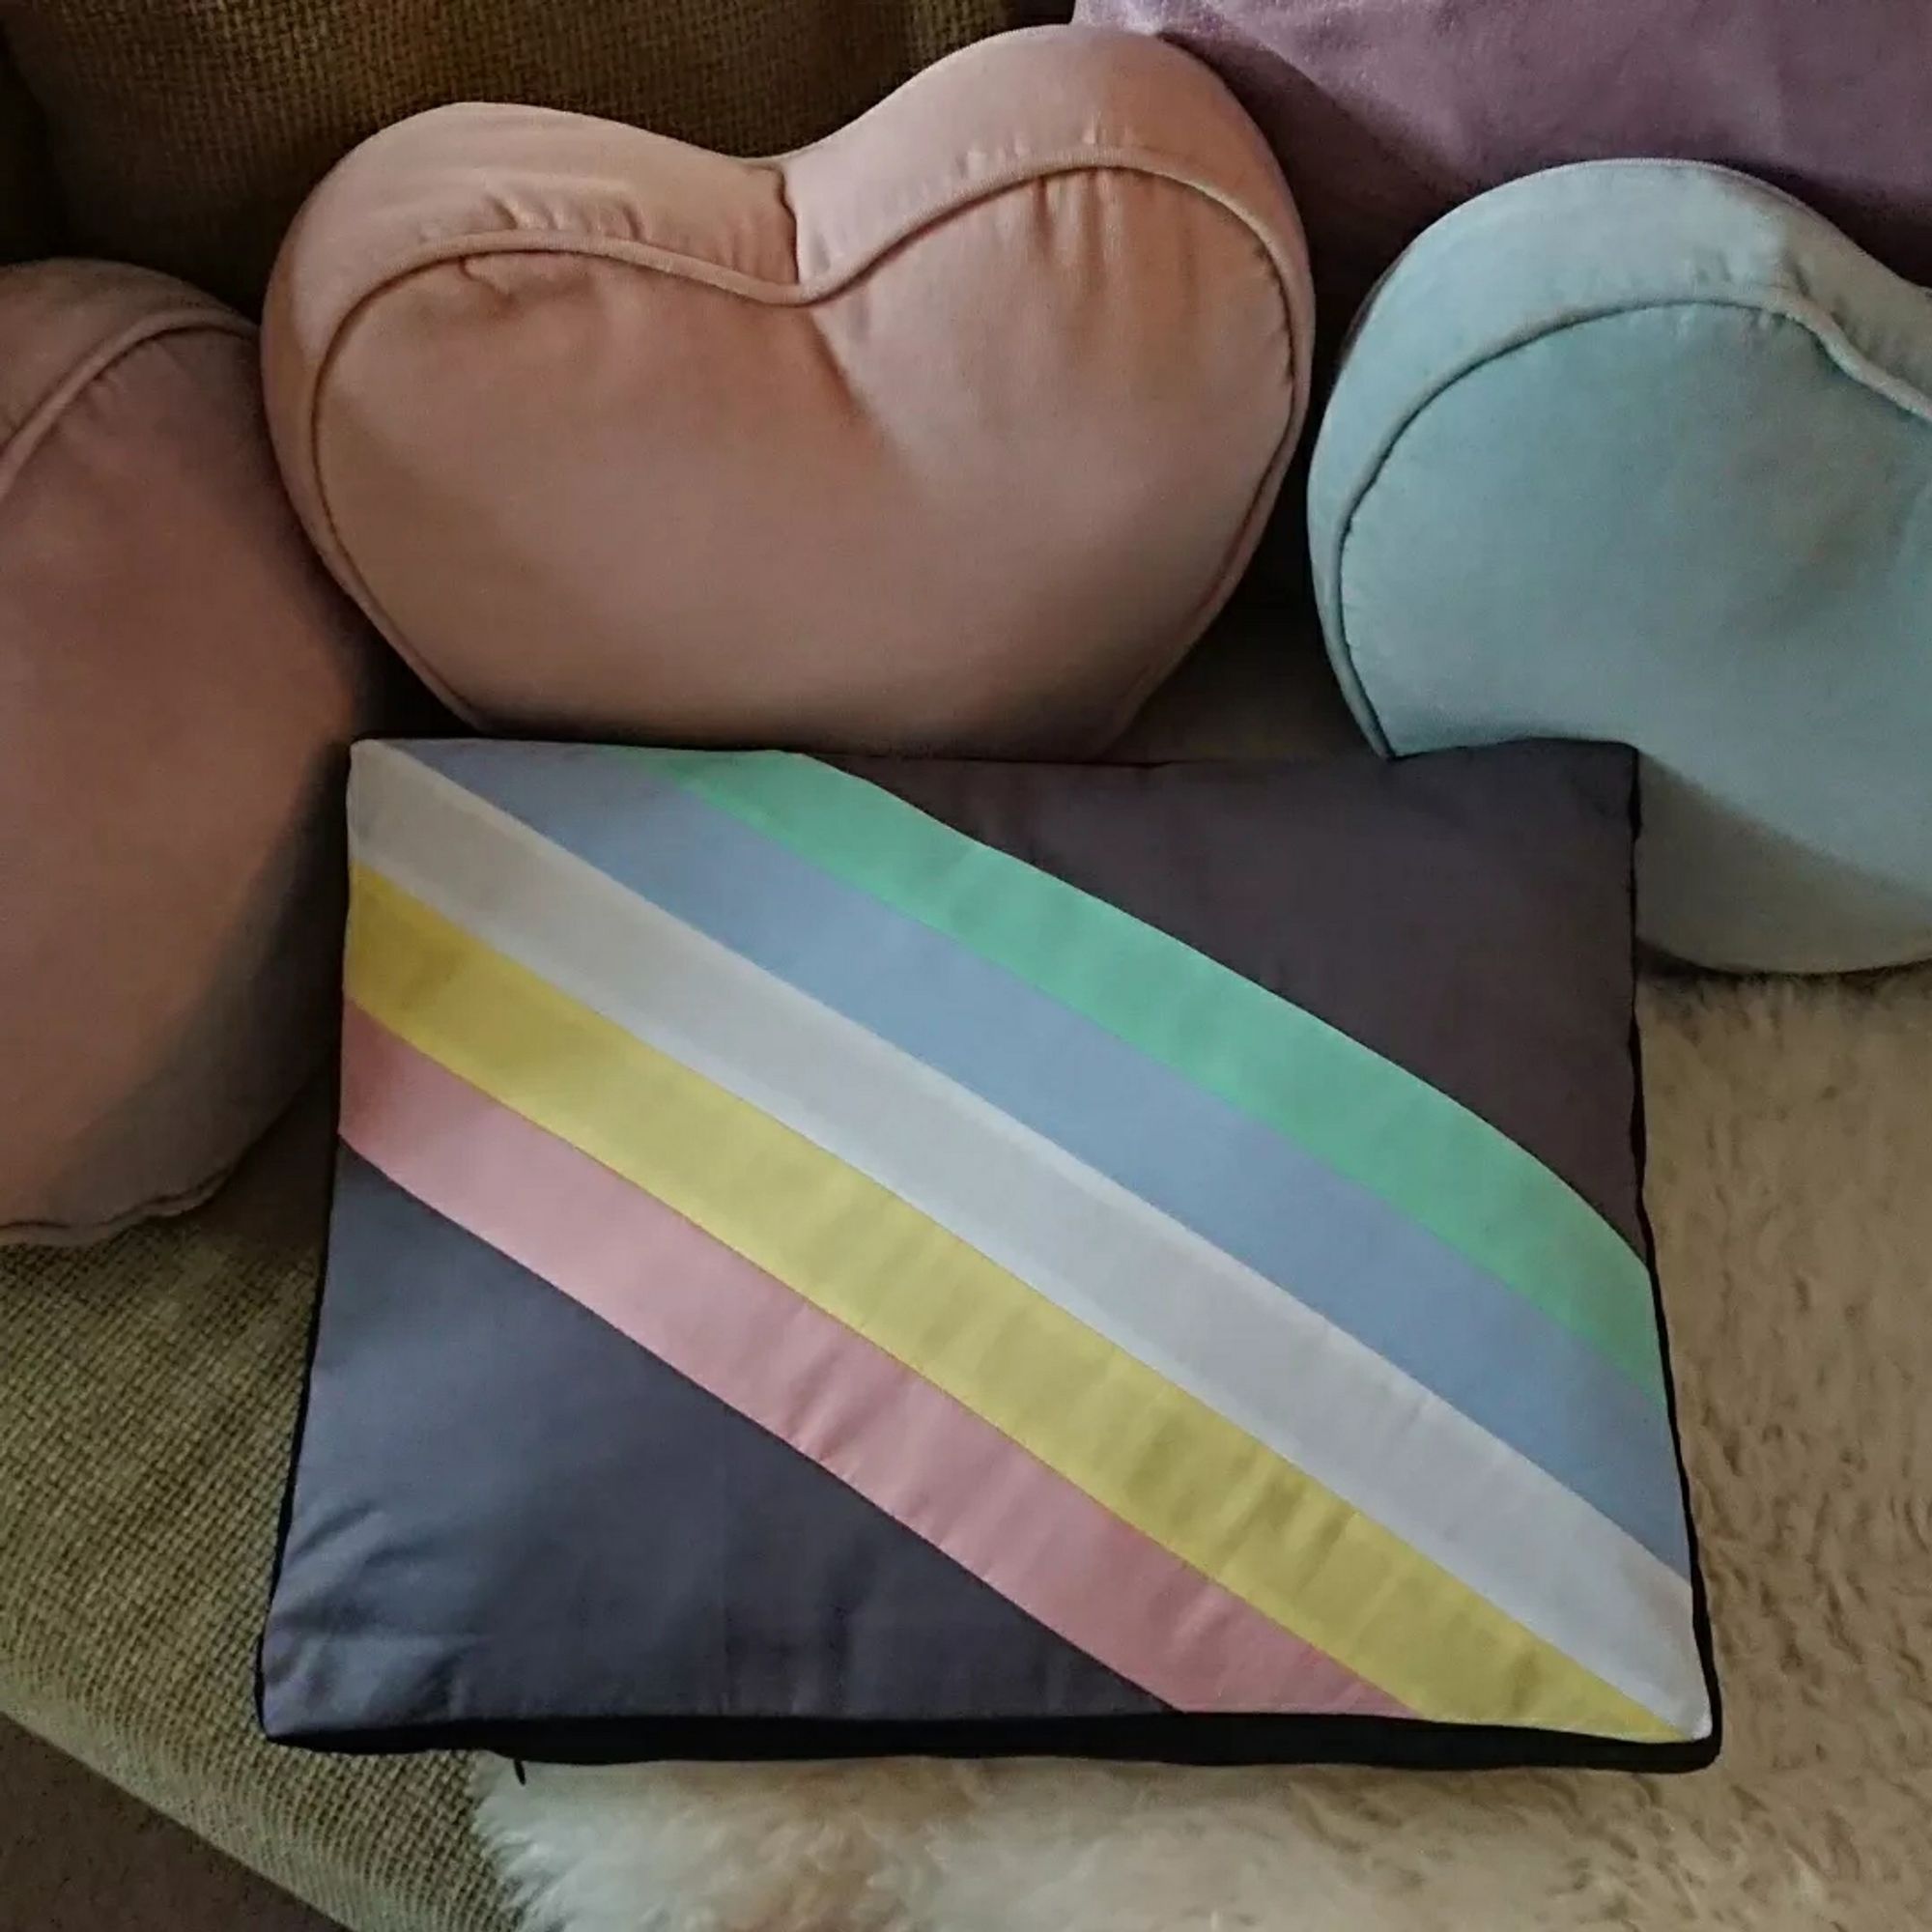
left=1078, top=0, right=1932, bottom=314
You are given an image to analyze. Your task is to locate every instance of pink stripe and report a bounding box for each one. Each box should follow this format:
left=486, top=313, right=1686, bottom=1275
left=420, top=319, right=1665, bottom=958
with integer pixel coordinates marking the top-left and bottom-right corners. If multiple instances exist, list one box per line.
left=340, top=1003, right=1408, bottom=1719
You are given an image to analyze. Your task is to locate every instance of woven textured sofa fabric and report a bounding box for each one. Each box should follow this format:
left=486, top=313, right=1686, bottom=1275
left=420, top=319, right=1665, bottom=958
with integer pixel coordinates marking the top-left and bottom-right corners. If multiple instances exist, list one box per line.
left=0, top=0, right=1030, bottom=306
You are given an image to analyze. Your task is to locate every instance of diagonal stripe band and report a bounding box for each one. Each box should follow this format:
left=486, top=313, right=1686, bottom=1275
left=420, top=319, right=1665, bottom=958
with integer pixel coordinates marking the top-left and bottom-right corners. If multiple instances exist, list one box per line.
left=390, top=741, right=1682, bottom=1560
left=350, top=743, right=1703, bottom=1719
left=341, top=1004, right=1408, bottom=1719
left=637, top=746, right=1664, bottom=1395
left=343, top=862, right=1685, bottom=1741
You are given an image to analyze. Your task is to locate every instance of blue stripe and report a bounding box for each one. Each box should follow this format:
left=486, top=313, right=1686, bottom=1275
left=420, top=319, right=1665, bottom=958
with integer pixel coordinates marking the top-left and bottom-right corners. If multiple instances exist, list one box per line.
left=399, top=739, right=1690, bottom=1574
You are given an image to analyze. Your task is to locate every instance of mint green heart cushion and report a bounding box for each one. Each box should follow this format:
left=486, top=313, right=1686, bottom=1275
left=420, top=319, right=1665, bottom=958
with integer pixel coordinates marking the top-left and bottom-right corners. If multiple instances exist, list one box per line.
left=1310, top=160, right=1932, bottom=973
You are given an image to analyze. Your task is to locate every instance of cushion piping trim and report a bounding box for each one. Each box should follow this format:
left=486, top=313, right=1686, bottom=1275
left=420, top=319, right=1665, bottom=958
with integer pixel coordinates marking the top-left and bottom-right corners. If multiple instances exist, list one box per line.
left=0, top=1155, right=235, bottom=1249
left=266, top=1708, right=1721, bottom=1773
left=0, top=303, right=251, bottom=508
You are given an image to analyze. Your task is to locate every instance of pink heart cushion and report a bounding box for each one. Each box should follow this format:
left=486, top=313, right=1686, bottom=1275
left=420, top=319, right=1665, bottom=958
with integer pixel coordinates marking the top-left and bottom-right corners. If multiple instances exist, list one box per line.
left=1, top=261, right=386, bottom=1245
left=263, top=25, right=1313, bottom=755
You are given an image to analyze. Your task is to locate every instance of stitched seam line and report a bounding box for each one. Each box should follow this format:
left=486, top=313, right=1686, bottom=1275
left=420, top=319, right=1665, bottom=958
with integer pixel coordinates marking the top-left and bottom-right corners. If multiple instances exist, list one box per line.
left=0, top=307, right=251, bottom=512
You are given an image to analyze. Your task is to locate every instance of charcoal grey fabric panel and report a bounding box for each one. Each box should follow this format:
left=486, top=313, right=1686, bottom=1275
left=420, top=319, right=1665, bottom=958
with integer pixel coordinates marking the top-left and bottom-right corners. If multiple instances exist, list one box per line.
left=849, top=743, right=1643, bottom=1250
left=261, top=1153, right=1160, bottom=1743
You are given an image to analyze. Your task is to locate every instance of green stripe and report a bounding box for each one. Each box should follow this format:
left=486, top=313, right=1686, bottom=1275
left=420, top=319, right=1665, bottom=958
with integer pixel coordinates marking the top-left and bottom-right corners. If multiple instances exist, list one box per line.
left=636, top=749, right=1665, bottom=1401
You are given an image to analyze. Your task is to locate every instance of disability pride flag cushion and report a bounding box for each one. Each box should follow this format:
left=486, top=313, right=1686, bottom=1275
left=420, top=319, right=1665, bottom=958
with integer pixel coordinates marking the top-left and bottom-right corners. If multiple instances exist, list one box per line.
left=259, top=739, right=1718, bottom=1769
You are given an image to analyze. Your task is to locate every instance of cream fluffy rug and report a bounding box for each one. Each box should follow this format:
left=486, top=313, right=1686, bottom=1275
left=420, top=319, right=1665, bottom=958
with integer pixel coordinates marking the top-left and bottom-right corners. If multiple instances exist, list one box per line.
left=474, top=967, right=1932, bottom=1932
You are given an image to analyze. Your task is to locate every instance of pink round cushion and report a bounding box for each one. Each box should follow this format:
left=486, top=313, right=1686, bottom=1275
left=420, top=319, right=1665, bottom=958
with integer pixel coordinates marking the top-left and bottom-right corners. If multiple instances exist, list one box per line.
left=0, top=261, right=384, bottom=1244
left=1079, top=2, right=1932, bottom=320
left=263, top=25, right=1312, bottom=755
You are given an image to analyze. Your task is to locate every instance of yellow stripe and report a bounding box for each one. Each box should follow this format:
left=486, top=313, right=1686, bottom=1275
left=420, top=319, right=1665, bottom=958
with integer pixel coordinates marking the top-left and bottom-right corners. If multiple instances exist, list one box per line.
left=347, top=866, right=1677, bottom=1740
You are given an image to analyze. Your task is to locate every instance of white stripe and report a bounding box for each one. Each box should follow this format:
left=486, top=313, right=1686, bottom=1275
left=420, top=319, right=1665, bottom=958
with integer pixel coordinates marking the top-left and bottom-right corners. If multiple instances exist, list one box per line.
left=352, top=742, right=1708, bottom=1731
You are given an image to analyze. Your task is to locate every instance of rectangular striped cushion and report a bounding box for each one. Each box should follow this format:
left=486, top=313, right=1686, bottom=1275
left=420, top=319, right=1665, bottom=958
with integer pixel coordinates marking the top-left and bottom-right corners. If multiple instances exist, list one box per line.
left=259, top=739, right=1719, bottom=1770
